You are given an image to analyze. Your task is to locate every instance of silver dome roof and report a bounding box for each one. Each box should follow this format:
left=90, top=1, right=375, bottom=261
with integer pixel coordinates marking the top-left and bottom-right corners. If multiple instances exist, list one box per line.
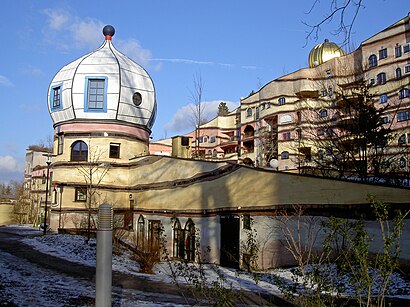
left=47, top=26, right=156, bottom=131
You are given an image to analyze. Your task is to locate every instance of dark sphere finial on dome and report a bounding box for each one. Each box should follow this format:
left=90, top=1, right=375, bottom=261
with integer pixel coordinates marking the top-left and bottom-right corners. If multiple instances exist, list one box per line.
left=103, top=25, right=115, bottom=40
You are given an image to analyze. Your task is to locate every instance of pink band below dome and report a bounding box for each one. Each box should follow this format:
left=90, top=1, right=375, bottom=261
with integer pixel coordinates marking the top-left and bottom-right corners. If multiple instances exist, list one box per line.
left=56, top=122, right=149, bottom=141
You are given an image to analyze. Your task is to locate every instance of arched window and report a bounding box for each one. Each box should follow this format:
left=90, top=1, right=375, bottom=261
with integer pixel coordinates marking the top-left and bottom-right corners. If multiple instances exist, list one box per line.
left=396, top=67, right=402, bottom=79
left=243, top=125, right=255, bottom=137
left=281, top=151, right=289, bottom=160
left=173, top=219, right=184, bottom=258
left=137, top=215, right=145, bottom=249
left=212, top=149, right=217, bottom=158
left=184, top=219, right=196, bottom=261
left=71, top=141, right=88, bottom=161
left=369, top=54, right=378, bottom=68
left=319, top=109, right=328, bottom=118
left=246, top=108, right=252, bottom=117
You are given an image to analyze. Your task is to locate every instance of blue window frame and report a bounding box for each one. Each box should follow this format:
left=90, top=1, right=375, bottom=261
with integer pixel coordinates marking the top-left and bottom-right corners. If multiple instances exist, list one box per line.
left=399, top=88, right=409, bottom=99
left=50, top=84, right=63, bottom=110
left=281, top=151, right=289, bottom=159
left=397, top=110, right=410, bottom=122
left=84, top=77, right=107, bottom=112
left=380, top=94, right=388, bottom=104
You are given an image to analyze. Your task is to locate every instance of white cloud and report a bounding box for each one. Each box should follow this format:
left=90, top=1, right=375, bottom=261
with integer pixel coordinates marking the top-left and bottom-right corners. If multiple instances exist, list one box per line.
left=42, top=9, right=104, bottom=51
left=0, top=155, right=23, bottom=184
left=164, top=100, right=239, bottom=134
left=42, top=8, right=70, bottom=30
left=151, top=58, right=235, bottom=68
left=117, top=39, right=153, bottom=68
left=0, top=156, right=20, bottom=173
left=0, top=75, right=13, bottom=87
left=70, top=18, right=105, bottom=49
left=41, top=8, right=153, bottom=67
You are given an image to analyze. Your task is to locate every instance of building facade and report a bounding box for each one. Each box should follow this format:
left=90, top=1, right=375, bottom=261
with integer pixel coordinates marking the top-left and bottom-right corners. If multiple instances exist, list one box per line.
left=25, top=17, right=410, bottom=270
left=157, top=13, right=410, bottom=182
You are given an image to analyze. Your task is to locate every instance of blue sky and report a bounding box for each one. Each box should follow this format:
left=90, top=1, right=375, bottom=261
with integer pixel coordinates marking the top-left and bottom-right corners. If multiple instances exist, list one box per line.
left=0, top=0, right=406, bottom=183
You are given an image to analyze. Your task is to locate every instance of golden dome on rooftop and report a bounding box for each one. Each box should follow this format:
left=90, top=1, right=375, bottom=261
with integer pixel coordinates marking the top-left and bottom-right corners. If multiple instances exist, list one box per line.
left=308, top=39, right=345, bottom=68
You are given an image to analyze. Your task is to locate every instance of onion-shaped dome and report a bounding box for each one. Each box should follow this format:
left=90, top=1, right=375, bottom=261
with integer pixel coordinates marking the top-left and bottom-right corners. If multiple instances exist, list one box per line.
left=47, top=25, right=156, bottom=131
left=308, top=39, right=346, bottom=68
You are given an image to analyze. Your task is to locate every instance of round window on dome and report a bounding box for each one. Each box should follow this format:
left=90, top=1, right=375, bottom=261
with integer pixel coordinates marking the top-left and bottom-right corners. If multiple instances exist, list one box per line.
left=133, top=92, right=142, bottom=106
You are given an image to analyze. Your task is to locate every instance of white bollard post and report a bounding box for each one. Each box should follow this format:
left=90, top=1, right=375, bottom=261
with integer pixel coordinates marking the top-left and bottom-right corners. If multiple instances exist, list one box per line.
left=96, top=203, right=113, bottom=307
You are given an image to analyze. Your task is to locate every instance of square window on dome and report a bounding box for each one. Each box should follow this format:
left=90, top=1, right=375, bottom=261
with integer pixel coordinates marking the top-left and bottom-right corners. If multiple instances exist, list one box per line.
left=85, top=77, right=107, bottom=112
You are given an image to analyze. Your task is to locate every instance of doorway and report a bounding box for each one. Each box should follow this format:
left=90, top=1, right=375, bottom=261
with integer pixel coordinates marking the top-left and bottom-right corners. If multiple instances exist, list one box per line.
left=220, top=215, right=240, bottom=269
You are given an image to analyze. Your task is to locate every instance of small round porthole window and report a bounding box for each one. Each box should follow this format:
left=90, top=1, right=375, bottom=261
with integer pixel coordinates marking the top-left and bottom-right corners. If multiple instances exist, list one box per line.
left=132, top=92, right=142, bottom=106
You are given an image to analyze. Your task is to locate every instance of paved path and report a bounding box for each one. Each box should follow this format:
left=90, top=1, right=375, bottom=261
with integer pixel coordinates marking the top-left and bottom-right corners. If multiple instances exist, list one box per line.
left=0, top=227, right=288, bottom=306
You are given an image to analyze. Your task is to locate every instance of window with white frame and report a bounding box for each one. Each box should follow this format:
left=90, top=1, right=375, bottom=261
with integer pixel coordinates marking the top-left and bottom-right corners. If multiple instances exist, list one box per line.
left=109, top=143, right=120, bottom=159
left=75, top=187, right=87, bottom=202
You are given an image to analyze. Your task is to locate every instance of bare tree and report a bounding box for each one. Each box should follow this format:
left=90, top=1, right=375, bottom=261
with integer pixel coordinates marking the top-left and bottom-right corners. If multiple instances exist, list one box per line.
left=293, top=60, right=407, bottom=184
left=10, top=181, right=28, bottom=224
left=305, top=0, right=364, bottom=46
left=77, top=141, right=110, bottom=243
left=189, top=74, right=207, bottom=158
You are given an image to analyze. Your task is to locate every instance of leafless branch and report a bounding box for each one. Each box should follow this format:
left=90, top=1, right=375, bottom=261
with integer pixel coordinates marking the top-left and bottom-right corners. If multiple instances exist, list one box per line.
left=304, top=0, right=364, bottom=47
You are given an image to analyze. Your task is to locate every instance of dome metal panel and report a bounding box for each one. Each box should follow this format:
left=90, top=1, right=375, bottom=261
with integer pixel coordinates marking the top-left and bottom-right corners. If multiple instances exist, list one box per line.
left=308, top=39, right=346, bottom=68
left=48, top=31, right=156, bottom=131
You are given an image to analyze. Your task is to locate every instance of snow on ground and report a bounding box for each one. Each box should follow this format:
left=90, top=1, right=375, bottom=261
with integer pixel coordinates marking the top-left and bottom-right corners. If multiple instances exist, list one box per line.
left=1, top=224, right=410, bottom=306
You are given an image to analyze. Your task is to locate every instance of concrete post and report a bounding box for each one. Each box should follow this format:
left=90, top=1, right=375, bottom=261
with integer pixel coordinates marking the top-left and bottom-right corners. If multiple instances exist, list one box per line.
left=96, top=203, right=113, bottom=307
